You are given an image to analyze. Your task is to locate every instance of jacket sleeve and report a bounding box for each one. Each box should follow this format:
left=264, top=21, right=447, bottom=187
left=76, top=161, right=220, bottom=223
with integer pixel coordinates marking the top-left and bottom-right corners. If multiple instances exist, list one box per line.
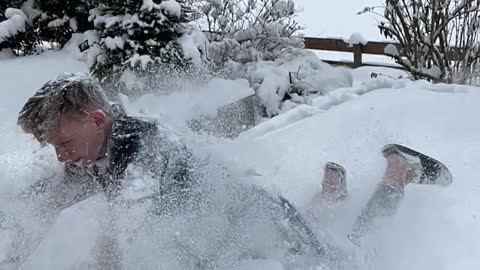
left=0, top=210, right=24, bottom=269
left=160, top=143, right=198, bottom=189
left=141, top=130, right=204, bottom=214
left=0, top=176, right=64, bottom=269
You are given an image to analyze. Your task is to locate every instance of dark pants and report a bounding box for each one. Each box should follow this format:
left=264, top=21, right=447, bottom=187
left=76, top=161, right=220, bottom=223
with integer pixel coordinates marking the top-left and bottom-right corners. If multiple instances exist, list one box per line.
left=348, top=184, right=404, bottom=244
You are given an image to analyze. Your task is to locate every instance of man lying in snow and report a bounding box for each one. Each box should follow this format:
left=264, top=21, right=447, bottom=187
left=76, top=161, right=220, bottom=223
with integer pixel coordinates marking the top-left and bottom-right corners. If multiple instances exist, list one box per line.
left=0, top=73, right=452, bottom=269
left=2, top=73, right=323, bottom=269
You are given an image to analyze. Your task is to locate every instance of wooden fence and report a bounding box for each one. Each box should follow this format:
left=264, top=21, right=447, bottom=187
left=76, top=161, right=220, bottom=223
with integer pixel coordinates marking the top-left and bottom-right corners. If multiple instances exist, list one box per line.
left=303, top=37, right=466, bottom=70
left=303, top=37, right=403, bottom=70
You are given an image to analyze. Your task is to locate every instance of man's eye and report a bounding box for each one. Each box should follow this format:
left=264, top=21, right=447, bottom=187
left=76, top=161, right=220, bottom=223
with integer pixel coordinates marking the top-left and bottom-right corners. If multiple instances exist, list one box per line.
left=60, top=141, right=72, bottom=147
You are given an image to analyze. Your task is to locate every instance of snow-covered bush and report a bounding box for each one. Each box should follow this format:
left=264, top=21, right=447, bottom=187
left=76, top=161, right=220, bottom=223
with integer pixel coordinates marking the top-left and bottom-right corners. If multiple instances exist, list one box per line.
left=360, top=0, right=480, bottom=83
left=449, top=1, right=480, bottom=85
left=0, top=8, right=27, bottom=45
left=181, top=0, right=310, bottom=118
left=0, top=0, right=23, bottom=20
left=230, top=48, right=353, bottom=117
left=0, top=0, right=96, bottom=55
left=189, top=0, right=303, bottom=65
left=89, top=0, right=207, bottom=90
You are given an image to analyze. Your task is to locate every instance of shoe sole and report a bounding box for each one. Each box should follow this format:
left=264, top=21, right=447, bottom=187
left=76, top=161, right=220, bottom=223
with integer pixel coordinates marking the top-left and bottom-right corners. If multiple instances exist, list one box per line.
left=382, top=144, right=453, bottom=186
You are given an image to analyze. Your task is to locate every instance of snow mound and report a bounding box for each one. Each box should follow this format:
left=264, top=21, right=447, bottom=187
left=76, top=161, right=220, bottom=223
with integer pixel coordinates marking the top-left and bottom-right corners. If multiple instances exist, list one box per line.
left=244, top=48, right=353, bottom=116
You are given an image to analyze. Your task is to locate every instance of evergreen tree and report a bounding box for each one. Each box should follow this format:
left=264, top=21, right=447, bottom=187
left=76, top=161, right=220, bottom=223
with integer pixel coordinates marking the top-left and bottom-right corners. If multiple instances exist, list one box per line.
left=34, top=0, right=97, bottom=46
left=90, top=0, right=194, bottom=84
left=0, top=0, right=96, bottom=55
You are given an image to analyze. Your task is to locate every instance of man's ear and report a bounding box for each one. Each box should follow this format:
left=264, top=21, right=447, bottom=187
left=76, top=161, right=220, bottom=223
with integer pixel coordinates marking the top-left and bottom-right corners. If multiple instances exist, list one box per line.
left=90, top=109, right=107, bottom=128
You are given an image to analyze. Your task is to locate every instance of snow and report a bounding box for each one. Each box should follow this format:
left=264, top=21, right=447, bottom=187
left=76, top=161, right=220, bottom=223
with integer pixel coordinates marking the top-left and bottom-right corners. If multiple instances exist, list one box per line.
left=121, top=78, right=254, bottom=129
left=47, top=17, right=68, bottom=28
left=91, top=10, right=141, bottom=29
left=140, top=0, right=155, bottom=11
left=271, top=0, right=293, bottom=17
left=20, top=0, right=42, bottom=23
left=85, top=45, right=101, bottom=68
left=235, top=259, right=285, bottom=270
left=69, top=18, right=78, bottom=32
left=310, top=49, right=400, bottom=69
left=128, top=53, right=152, bottom=69
left=350, top=66, right=408, bottom=84
left=0, top=8, right=27, bottom=43
left=422, top=65, right=442, bottom=79
left=210, top=0, right=223, bottom=5
left=244, top=48, right=353, bottom=116
left=344, top=32, right=367, bottom=46
left=272, top=0, right=288, bottom=12
left=2, top=36, right=480, bottom=270
left=179, top=26, right=209, bottom=66
left=384, top=43, right=399, bottom=56
left=160, top=0, right=182, bottom=18
left=0, top=48, right=16, bottom=59
left=104, top=36, right=125, bottom=50
left=238, top=104, right=322, bottom=139
left=82, top=30, right=100, bottom=46
left=4, top=8, right=28, bottom=21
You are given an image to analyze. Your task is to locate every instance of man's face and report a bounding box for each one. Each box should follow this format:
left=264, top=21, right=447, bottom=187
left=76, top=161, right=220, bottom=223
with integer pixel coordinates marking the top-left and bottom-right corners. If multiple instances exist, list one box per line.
left=46, top=111, right=107, bottom=165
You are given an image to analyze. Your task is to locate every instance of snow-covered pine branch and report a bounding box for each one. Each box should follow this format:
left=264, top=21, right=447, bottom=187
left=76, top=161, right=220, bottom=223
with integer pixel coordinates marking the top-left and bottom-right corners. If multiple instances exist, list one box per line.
left=0, top=8, right=27, bottom=44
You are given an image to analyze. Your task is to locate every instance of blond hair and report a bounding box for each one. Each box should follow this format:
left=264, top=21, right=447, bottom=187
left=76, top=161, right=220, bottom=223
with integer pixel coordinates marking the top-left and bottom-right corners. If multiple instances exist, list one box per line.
left=18, top=73, right=112, bottom=143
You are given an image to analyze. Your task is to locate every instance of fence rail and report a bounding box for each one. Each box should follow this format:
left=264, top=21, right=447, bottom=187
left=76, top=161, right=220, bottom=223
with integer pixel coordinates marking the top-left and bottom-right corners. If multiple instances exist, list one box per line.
left=303, top=37, right=402, bottom=69
left=303, top=36, right=465, bottom=70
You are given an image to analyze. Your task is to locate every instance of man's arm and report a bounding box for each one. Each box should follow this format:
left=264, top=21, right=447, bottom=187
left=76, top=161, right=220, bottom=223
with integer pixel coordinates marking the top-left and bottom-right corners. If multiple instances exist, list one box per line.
left=141, top=128, right=204, bottom=215
left=1, top=167, right=104, bottom=269
left=156, top=142, right=202, bottom=210
left=90, top=206, right=122, bottom=270
left=0, top=176, right=64, bottom=269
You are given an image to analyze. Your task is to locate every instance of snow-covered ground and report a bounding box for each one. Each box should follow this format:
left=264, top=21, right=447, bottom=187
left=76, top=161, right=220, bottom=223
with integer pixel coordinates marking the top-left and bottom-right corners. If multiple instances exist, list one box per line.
left=1, top=46, right=480, bottom=270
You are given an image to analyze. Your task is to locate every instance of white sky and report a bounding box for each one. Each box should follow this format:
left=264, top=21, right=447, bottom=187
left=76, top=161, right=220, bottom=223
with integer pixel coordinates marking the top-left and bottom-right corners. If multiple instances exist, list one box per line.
left=296, top=0, right=388, bottom=41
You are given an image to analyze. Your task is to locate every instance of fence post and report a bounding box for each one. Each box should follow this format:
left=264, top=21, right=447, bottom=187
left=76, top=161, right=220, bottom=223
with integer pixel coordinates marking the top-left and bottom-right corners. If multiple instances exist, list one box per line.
left=353, top=44, right=363, bottom=67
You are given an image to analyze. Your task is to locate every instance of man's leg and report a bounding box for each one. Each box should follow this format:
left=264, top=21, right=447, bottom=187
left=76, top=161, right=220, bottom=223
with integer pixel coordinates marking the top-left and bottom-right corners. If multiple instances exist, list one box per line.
left=348, top=152, right=420, bottom=244
left=308, top=162, right=348, bottom=217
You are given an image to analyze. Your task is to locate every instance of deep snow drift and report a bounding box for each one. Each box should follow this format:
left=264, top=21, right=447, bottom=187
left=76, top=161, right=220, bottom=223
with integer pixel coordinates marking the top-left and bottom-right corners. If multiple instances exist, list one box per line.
left=1, top=49, right=480, bottom=270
